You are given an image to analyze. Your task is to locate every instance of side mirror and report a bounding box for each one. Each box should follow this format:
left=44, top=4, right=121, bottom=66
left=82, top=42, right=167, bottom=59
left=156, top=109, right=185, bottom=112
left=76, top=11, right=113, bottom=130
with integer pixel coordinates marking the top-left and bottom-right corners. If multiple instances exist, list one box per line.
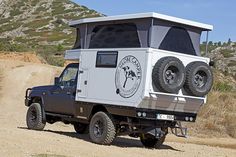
left=209, top=60, right=215, bottom=67
left=54, top=77, right=60, bottom=85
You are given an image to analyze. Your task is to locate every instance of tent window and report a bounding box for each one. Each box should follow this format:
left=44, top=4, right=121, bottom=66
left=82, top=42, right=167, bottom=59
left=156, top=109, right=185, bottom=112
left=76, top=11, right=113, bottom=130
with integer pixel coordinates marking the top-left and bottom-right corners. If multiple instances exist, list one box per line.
left=159, top=26, right=196, bottom=55
left=89, top=23, right=141, bottom=48
left=73, top=28, right=81, bottom=49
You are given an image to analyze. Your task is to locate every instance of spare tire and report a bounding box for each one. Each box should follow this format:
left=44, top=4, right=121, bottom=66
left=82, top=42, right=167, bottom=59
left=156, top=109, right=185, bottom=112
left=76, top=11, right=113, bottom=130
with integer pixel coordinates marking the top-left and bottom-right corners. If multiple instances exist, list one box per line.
left=184, top=61, right=213, bottom=97
left=152, top=57, right=185, bottom=93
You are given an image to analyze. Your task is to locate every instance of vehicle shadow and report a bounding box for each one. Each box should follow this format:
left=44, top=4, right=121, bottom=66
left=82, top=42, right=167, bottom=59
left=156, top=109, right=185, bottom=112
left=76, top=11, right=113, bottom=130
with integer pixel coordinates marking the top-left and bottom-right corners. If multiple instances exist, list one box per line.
left=18, top=126, right=181, bottom=151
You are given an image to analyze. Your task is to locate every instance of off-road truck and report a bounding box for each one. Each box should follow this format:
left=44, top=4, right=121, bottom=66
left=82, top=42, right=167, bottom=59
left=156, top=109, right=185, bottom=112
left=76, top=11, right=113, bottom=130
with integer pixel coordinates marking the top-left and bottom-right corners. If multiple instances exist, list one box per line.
left=25, top=12, right=213, bottom=148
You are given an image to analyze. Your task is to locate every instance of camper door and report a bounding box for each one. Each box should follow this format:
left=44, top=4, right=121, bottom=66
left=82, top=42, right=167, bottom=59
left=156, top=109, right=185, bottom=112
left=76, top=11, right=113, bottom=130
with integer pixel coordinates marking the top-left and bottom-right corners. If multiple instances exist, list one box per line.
left=77, top=53, right=89, bottom=98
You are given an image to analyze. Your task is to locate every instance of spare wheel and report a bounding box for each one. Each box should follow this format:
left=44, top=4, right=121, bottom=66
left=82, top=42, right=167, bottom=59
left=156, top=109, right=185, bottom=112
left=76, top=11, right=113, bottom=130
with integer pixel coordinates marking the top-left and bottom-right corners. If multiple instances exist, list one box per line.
left=152, top=56, right=185, bottom=93
left=184, top=61, right=213, bottom=97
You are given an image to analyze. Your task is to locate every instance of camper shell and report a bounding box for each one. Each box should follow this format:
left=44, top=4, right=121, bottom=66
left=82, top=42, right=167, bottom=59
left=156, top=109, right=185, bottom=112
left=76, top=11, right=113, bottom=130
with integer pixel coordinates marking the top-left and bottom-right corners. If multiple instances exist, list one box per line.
left=66, top=12, right=212, bottom=116
left=25, top=12, right=213, bottom=148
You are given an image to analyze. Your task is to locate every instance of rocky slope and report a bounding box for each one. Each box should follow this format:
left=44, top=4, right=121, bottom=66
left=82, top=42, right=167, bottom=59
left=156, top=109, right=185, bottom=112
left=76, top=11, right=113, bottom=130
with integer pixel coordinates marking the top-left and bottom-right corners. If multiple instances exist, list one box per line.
left=0, top=0, right=101, bottom=47
left=206, top=43, right=236, bottom=78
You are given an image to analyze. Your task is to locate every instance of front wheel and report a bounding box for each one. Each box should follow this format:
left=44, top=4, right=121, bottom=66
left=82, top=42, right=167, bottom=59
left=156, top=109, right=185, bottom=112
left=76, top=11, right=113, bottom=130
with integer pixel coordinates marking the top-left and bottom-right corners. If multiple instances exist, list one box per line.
left=140, top=134, right=166, bottom=149
left=89, top=112, right=116, bottom=145
left=26, top=103, right=46, bottom=130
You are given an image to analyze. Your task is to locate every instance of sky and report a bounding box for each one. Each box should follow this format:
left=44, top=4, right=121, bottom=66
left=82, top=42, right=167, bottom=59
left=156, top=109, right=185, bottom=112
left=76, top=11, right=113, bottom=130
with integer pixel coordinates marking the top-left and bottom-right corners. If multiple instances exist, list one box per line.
left=73, top=0, right=236, bottom=42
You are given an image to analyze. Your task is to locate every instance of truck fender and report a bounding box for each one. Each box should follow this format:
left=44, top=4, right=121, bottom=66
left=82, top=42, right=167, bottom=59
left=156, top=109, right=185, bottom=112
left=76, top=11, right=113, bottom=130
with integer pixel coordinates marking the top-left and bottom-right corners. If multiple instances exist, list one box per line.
left=29, top=96, right=46, bottom=123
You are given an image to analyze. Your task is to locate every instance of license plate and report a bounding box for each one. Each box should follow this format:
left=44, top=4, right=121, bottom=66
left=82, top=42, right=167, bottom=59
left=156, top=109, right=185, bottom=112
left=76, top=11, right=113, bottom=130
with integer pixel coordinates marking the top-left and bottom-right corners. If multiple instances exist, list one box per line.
left=157, top=114, right=174, bottom=121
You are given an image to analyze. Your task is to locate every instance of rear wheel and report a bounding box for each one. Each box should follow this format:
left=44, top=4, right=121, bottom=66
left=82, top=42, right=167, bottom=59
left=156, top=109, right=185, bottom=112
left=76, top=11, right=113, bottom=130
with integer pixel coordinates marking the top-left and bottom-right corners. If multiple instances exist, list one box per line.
left=140, top=134, right=166, bottom=149
left=74, top=122, right=88, bottom=134
left=26, top=103, right=46, bottom=130
left=89, top=112, right=116, bottom=145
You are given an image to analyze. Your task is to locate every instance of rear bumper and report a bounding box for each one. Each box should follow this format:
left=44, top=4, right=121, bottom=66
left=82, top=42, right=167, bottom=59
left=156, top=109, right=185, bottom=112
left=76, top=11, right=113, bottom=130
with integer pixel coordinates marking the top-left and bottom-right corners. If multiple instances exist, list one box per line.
left=135, top=108, right=197, bottom=122
left=138, top=92, right=205, bottom=115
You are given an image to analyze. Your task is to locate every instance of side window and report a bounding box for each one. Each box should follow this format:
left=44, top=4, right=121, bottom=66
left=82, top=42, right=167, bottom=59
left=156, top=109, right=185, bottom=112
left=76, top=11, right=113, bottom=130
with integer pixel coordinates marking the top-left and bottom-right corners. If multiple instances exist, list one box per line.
left=96, top=51, right=118, bottom=68
left=73, top=28, right=81, bottom=49
left=60, top=67, right=78, bottom=87
left=159, top=26, right=196, bottom=55
left=89, top=23, right=141, bottom=48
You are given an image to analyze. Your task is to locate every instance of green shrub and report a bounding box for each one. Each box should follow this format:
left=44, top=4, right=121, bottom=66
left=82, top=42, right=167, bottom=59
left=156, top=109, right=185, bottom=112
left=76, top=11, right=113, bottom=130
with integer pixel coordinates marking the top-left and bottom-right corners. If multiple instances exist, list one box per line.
left=213, top=81, right=233, bottom=92
left=221, top=49, right=234, bottom=58
left=0, top=41, right=31, bottom=52
left=36, top=45, right=65, bottom=67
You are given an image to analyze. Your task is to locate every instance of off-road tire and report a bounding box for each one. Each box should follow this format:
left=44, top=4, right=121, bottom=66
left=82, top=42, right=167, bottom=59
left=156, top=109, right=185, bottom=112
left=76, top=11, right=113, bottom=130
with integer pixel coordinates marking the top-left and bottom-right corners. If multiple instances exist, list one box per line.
left=74, top=122, right=88, bottom=134
left=89, top=112, right=116, bottom=145
left=152, top=56, right=185, bottom=93
left=184, top=61, right=213, bottom=97
left=26, top=103, right=46, bottom=130
left=140, top=134, right=166, bottom=149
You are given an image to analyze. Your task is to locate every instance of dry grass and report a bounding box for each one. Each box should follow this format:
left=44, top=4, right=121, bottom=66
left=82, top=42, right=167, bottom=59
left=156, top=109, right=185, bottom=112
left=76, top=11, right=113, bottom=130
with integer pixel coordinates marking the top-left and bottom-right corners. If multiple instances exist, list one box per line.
left=188, top=72, right=236, bottom=138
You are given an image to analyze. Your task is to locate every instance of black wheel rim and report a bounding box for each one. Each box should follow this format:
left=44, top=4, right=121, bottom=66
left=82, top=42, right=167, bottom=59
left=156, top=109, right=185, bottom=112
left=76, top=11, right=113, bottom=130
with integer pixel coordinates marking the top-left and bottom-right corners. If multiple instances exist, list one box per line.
left=164, top=66, right=179, bottom=85
left=194, top=71, right=207, bottom=88
left=93, top=119, right=104, bottom=138
left=29, top=108, right=37, bottom=124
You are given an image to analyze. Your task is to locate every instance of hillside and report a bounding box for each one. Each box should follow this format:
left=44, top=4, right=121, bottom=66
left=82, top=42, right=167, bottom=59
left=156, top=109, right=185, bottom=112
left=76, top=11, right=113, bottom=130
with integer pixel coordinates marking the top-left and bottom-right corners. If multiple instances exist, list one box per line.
left=200, top=41, right=236, bottom=79
left=0, top=0, right=101, bottom=46
left=0, top=0, right=102, bottom=66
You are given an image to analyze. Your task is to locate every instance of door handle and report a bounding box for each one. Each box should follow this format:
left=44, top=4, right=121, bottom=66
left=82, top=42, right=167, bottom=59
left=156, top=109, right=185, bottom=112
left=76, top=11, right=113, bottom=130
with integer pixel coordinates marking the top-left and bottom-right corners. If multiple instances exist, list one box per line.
left=66, top=91, right=71, bottom=95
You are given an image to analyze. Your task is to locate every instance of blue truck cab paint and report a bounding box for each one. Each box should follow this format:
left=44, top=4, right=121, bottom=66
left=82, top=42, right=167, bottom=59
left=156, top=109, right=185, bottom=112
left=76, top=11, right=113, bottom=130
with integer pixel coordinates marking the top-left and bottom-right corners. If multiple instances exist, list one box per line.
left=25, top=63, right=79, bottom=115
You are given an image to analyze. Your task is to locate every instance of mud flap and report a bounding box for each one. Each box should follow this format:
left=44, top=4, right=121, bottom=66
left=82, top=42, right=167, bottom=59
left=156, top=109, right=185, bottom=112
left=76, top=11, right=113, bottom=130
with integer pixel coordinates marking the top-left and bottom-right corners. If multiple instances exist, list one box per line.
left=146, top=128, right=166, bottom=139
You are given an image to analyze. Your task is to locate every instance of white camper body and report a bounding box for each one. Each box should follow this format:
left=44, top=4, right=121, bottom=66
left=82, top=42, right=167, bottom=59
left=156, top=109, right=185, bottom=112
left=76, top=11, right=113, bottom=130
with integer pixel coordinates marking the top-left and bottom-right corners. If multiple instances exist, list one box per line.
left=66, top=48, right=209, bottom=114
left=65, top=12, right=213, bottom=115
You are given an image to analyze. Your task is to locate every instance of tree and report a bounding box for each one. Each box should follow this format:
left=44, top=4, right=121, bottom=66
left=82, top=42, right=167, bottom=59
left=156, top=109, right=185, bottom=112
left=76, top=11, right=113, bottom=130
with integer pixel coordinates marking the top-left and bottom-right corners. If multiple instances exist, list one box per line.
left=227, top=38, right=232, bottom=45
left=57, top=44, right=64, bottom=52
left=208, top=41, right=213, bottom=46
left=122, top=66, right=137, bottom=88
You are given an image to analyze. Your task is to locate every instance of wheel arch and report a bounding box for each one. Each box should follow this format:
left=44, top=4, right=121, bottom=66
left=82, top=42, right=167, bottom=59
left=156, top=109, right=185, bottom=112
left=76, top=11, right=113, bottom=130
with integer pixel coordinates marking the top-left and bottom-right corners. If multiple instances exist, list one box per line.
left=28, top=96, right=46, bottom=123
left=89, top=104, right=108, bottom=120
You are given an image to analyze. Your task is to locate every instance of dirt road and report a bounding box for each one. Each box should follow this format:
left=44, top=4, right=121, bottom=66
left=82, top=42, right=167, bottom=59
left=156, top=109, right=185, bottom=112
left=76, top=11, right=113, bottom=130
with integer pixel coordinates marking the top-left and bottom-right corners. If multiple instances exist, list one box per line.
left=0, top=59, right=236, bottom=157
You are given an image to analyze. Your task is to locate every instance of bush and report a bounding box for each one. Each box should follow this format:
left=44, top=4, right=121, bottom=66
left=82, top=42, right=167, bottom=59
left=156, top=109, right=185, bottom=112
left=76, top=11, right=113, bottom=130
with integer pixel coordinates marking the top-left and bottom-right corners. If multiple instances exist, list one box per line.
left=221, top=49, right=234, bottom=58
left=213, top=81, right=233, bottom=92
left=36, top=45, right=65, bottom=67
left=0, top=41, right=65, bottom=67
left=0, top=40, right=31, bottom=52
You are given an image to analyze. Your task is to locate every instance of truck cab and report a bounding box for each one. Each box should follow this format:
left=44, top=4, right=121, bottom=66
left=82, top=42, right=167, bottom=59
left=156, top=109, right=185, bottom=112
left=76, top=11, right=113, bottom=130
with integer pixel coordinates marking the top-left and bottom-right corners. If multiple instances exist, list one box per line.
left=25, top=12, right=213, bottom=148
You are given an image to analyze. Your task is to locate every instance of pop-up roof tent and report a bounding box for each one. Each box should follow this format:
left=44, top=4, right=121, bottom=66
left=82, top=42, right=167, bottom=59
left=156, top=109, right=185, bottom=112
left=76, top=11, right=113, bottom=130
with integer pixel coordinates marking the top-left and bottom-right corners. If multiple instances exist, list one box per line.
left=66, top=12, right=213, bottom=59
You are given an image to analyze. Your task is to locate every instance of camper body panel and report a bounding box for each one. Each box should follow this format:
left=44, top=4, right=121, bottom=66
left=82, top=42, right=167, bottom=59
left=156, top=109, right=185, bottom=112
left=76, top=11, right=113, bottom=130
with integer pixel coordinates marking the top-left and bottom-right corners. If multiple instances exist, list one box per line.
left=75, top=48, right=149, bottom=108
left=68, top=47, right=209, bottom=114
left=139, top=48, right=209, bottom=113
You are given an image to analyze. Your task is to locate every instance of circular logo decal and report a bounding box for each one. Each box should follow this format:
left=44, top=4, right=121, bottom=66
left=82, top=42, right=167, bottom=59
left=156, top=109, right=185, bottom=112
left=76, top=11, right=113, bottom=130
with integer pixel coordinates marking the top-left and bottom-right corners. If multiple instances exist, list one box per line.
left=115, top=55, right=142, bottom=98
